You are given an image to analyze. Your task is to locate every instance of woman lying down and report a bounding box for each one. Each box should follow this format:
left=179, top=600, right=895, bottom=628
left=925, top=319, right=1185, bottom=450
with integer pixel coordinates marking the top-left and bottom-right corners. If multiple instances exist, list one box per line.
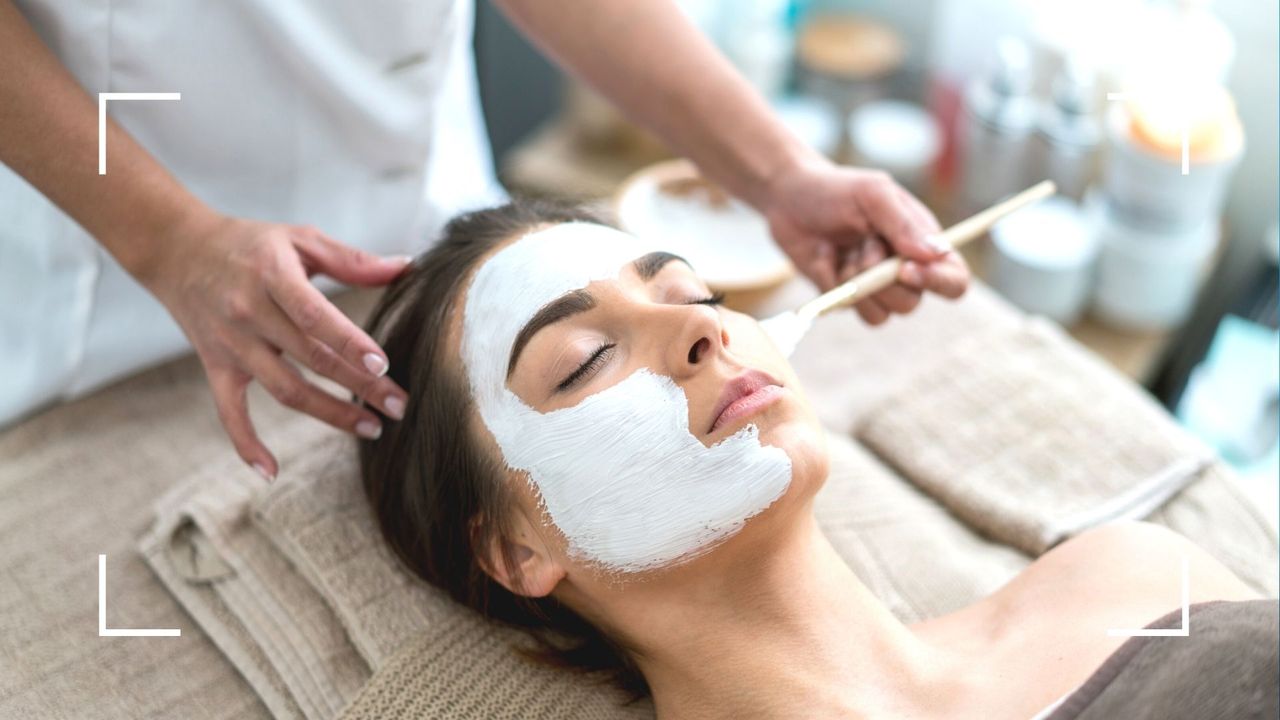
left=357, top=201, right=1276, bottom=719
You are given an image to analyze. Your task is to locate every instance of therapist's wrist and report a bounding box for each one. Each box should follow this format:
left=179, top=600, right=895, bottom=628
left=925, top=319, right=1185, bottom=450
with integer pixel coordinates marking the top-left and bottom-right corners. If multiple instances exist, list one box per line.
left=682, top=96, right=825, bottom=214
left=736, top=138, right=827, bottom=215
left=122, top=201, right=225, bottom=292
left=752, top=148, right=835, bottom=219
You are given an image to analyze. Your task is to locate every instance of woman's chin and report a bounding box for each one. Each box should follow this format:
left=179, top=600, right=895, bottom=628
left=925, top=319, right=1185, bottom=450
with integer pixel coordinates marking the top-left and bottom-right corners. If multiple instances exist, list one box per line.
left=573, top=411, right=827, bottom=586
left=728, top=420, right=828, bottom=545
left=760, top=415, right=829, bottom=494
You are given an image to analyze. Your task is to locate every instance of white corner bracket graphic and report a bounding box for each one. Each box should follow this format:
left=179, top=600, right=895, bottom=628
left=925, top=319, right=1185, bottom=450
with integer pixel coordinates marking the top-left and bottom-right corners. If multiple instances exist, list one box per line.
left=1106, top=554, right=1190, bottom=638
left=98, top=554, right=180, bottom=637
left=97, top=92, right=181, bottom=175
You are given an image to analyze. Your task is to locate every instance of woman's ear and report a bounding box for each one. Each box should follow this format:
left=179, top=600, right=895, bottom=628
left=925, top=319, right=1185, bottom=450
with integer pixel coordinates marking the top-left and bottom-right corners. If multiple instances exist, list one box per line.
left=473, top=510, right=566, bottom=598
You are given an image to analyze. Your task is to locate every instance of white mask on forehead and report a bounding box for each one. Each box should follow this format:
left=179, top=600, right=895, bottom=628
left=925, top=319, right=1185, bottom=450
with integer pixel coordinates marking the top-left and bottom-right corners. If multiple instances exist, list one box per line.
left=460, top=222, right=792, bottom=574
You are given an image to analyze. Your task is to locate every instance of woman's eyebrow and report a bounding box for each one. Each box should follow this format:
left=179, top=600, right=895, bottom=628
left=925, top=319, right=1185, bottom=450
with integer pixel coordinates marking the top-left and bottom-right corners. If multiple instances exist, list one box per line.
left=507, top=289, right=596, bottom=379
left=633, top=251, right=692, bottom=280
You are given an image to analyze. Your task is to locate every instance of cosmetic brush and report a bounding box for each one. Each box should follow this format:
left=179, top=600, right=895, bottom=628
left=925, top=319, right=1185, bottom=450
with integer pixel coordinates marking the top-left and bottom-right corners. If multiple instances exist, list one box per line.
left=760, top=180, right=1057, bottom=357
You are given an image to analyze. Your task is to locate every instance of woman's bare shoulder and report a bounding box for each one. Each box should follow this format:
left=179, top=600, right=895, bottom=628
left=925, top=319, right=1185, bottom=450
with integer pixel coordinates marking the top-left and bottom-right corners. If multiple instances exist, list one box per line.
left=1000, top=521, right=1260, bottom=619
left=920, top=522, right=1265, bottom=717
left=916, top=521, right=1262, bottom=657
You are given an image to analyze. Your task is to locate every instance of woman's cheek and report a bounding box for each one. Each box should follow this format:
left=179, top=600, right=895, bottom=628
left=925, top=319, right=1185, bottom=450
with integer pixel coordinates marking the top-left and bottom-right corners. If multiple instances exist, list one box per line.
left=724, top=311, right=757, bottom=346
left=728, top=312, right=790, bottom=368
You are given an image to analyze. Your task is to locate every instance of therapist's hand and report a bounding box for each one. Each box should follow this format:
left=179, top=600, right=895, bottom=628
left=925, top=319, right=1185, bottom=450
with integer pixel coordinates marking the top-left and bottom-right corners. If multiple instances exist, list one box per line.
left=139, top=213, right=411, bottom=480
left=494, top=0, right=966, bottom=325
left=761, top=157, right=970, bottom=325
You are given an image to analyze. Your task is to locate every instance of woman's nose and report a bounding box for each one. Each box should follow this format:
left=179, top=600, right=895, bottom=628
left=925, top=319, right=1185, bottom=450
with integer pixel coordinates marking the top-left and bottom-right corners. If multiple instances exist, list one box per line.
left=687, top=336, right=711, bottom=364
left=663, top=305, right=727, bottom=378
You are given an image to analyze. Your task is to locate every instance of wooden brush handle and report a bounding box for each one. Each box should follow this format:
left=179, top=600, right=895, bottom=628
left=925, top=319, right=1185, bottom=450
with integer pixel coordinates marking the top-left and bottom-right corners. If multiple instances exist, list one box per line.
left=797, top=180, right=1057, bottom=321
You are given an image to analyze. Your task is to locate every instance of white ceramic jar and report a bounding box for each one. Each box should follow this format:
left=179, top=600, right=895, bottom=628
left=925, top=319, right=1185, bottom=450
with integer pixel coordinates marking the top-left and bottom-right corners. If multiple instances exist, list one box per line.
left=990, top=196, right=1098, bottom=325
left=1089, top=194, right=1218, bottom=330
left=1102, top=101, right=1242, bottom=232
left=848, top=100, right=942, bottom=195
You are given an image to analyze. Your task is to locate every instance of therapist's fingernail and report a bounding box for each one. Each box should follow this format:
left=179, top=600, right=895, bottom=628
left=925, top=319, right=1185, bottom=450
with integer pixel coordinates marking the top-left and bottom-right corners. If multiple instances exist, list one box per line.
left=925, top=234, right=952, bottom=254
left=389, top=254, right=414, bottom=266
left=251, top=462, right=274, bottom=482
left=356, top=419, right=382, bottom=440
left=385, top=395, right=405, bottom=421
left=900, top=262, right=924, bottom=289
left=363, top=353, right=389, bottom=377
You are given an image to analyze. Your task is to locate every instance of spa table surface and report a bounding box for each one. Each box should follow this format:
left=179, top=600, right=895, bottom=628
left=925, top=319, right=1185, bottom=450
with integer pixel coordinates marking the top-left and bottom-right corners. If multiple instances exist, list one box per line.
left=1, top=289, right=367, bottom=719
left=1, top=280, right=1028, bottom=719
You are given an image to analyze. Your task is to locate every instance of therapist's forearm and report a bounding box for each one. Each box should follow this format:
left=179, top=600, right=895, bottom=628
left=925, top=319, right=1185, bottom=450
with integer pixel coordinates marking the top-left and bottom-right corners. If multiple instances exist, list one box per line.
left=494, top=0, right=820, bottom=210
left=0, top=0, right=217, bottom=283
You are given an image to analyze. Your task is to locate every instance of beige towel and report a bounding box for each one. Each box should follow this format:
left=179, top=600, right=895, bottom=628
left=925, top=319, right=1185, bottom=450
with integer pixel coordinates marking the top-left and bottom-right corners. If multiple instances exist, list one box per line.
left=252, top=431, right=449, bottom=669
left=856, top=318, right=1221, bottom=556
left=140, top=462, right=370, bottom=719
left=337, top=610, right=652, bottom=720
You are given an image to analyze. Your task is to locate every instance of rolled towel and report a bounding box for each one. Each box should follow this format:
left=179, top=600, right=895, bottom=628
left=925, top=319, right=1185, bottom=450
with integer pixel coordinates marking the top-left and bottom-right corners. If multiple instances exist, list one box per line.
left=856, top=318, right=1217, bottom=556
left=140, top=461, right=370, bottom=720
left=251, top=431, right=444, bottom=669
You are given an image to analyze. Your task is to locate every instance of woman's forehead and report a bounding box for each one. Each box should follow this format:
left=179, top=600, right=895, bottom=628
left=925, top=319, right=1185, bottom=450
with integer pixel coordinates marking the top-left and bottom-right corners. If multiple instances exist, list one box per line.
left=460, top=224, right=656, bottom=354
left=472, top=223, right=654, bottom=296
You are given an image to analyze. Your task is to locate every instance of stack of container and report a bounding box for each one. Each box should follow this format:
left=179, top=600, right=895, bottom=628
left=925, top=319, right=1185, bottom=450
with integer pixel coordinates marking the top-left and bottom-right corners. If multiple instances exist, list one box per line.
left=1090, top=0, right=1243, bottom=330
left=1090, top=85, right=1243, bottom=330
left=957, top=0, right=1244, bottom=332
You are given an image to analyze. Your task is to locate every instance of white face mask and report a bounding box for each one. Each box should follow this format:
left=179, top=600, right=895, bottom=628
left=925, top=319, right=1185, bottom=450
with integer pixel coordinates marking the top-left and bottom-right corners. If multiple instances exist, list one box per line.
left=460, top=223, right=792, bottom=574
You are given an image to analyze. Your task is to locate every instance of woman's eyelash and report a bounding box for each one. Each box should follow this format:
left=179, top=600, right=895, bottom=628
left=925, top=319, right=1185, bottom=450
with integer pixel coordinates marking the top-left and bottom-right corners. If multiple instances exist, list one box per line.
left=685, top=291, right=725, bottom=306
left=557, top=343, right=616, bottom=392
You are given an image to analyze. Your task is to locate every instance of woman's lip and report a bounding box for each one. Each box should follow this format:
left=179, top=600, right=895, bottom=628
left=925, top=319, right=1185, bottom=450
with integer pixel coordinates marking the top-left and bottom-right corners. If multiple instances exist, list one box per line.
left=709, top=385, right=785, bottom=434
left=708, top=370, right=785, bottom=435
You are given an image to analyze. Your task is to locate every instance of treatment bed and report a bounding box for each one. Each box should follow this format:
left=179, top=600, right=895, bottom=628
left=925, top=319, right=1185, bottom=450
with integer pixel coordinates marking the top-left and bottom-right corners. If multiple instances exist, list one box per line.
left=2, top=279, right=1275, bottom=719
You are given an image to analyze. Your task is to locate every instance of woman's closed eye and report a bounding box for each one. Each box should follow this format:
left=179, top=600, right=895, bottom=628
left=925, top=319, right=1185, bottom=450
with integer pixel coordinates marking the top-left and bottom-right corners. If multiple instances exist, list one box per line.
left=553, top=292, right=724, bottom=393
left=556, top=342, right=616, bottom=392
left=685, top=291, right=725, bottom=307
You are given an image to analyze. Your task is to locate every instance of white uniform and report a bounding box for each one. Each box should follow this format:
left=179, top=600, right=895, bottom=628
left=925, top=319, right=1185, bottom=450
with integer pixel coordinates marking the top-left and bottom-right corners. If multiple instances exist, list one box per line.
left=0, top=0, right=504, bottom=426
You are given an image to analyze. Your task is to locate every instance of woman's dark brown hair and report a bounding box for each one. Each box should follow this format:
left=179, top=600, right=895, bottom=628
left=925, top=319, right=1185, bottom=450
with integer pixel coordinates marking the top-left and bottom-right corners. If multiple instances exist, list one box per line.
left=357, top=199, right=647, bottom=699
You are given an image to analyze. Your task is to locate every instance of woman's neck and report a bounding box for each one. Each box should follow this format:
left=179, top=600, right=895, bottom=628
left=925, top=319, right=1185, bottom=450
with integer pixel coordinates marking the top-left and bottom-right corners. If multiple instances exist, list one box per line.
left=610, top=511, right=956, bottom=719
